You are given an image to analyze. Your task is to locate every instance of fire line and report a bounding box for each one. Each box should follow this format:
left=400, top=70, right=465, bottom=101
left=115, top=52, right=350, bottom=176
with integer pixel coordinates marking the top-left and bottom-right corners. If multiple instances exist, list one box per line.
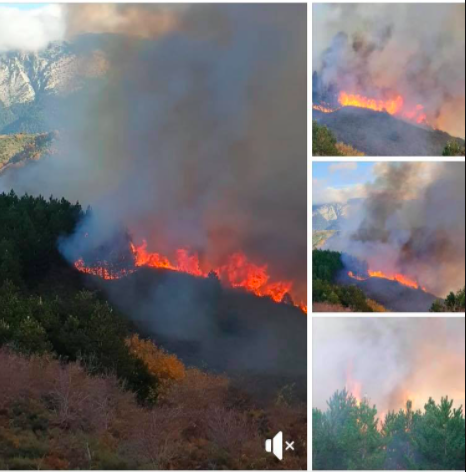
left=74, top=240, right=307, bottom=313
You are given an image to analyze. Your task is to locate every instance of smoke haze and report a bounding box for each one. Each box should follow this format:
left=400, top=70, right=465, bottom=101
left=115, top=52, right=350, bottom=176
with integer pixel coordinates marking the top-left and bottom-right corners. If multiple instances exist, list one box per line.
left=0, top=4, right=307, bottom=298
left=313, top=3, right=466, bottom=138
left=313, top=318, right=466, bottom=418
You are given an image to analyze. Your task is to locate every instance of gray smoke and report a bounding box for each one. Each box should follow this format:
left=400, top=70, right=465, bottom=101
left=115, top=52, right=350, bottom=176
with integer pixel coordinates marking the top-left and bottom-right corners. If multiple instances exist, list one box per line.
left=327, top=162, right=465, bottom=297
left=313, top=318, right=466, bottom=418
left=313, top=3, right=466, bottom=138
left=0, top=4, right=307, bottom=300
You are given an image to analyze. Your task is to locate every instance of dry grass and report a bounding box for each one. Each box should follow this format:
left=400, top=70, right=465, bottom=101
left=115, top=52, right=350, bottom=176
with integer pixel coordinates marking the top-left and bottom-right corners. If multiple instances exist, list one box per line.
left=0, top=348, right=307, bottom=470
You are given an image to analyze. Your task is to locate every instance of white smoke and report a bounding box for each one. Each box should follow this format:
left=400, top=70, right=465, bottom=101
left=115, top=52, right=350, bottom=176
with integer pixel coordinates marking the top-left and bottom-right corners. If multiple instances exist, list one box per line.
left=313, top=318, right=466, bottom=418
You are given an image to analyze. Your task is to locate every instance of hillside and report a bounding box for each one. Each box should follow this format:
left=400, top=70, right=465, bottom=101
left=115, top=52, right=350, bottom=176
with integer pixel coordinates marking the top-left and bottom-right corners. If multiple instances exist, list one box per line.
left=88, top=267, right=307, bottom=397
left=0, top=132, right=54, bottom=173
left=312, top=202, right=349, bottom=231
left=0, top=36, right=108, bottom=134
left=0, top=192, right=307, bottom=469
left=336, top=272, right=438, bottom=312
left=313, top=230, right=337, bottom=249
left=313, top=107, right=465, bottom=156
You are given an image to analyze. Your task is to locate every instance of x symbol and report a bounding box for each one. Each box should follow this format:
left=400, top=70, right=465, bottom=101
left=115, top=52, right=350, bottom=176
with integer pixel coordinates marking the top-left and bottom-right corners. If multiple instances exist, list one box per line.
left=286, top=441, right=295, bottom=451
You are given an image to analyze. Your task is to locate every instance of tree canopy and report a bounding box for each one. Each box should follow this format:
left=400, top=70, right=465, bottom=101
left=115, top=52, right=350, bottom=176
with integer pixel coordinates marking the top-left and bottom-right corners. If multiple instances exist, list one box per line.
left=314, top=390, right=466, bottom=470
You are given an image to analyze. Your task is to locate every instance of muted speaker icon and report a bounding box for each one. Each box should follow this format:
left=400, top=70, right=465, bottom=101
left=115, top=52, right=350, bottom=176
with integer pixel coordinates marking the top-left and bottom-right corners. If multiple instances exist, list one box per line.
left=265, top=431, right=283, bottom=460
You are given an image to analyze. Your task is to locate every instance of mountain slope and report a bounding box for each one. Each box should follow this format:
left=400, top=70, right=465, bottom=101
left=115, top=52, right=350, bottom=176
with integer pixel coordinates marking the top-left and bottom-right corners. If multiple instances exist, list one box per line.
left=312, top=202, right=349, bottom=231
left=313, top=107, right=465, bottom=156
left=0, top=37, right=108, bottom=134
left=0, top=132, right=55, bottom=173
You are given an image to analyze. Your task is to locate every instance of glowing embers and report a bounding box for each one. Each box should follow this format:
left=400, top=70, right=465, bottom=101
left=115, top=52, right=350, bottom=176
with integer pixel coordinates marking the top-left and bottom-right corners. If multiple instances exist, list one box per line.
left=75, top=239, right=306, bottom=312
left=338, top=91, right=428, bottom=125
left=348, top=269, right=426, bottom=292
left=312, top=104, right=339, bottom=114
left=74, top=258, right=135, bottom=280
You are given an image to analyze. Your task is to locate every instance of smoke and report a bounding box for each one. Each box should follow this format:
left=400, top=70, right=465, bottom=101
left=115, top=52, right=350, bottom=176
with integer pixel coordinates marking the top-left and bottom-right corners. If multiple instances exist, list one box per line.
left=326, top=162, right=465, bottom=297
left=0, top=4, right=306, bottom=299
left=313, top=4, right=466, bottom=138
left=0, top=4, right=65, bottom=53
left=64, top=4, right=183, bottom=39
left=313, top=318, right=466, bottom=418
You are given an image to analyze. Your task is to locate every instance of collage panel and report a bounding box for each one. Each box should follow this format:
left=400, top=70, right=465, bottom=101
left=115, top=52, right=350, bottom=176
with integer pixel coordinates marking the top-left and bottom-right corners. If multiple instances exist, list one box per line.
left=0, top=3, right=306, bottom=470
left=0, top=1, right=465, bottom=471
left=312, top=3, right=465, bottom=157
left=312, top=317, right=466, bottom=470
left=312, top=161, right=466, bottom=313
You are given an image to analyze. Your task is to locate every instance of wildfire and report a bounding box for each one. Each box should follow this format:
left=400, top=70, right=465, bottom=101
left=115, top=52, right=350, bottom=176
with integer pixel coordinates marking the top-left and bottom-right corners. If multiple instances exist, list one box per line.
left=75, top=239, right=307, bottom=312
left=346, top=362, right=363, bottom=406
left=338, top=91, right=428, bottom=125
left=312, top=104, right=338, bottom=114
left=74, top=258, right=135, bottom=280
left=348, top=269, right=426, bottom=292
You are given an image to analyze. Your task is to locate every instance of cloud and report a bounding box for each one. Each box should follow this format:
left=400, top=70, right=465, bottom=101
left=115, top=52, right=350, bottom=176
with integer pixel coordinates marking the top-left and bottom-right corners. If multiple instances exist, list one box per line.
left=329, top=162, right=358, bottom=173
left=313, top=179, right=366, bottom=205
left=0, top=4, right=65, bottom=53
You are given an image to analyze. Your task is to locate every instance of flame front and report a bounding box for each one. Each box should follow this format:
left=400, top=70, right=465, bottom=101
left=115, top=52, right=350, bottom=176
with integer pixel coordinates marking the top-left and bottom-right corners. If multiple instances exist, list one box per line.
left=75, top=240, right=306, bottom=312
left=338, top=91, right=428, bottom=125
left=348, top=269, right=426, bottom=292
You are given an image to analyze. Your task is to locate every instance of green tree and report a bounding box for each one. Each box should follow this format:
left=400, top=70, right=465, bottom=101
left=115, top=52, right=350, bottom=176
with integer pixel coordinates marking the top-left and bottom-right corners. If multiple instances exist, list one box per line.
left=443, top=141, right=465, bottom=157
left=313, top=121, right=343, bottom=156
left=412, top=398, right=466, bottom=470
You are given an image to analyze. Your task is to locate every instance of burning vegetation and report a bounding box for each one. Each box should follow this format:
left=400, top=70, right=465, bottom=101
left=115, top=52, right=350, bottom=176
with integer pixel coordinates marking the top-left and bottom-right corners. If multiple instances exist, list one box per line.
left=74, top=236, right=306, bottom=312
left=313, top=162, right=465, bottom=311
left=313, top=318, right=466, bottom=470
left=312, top=4, right=465, bottom=156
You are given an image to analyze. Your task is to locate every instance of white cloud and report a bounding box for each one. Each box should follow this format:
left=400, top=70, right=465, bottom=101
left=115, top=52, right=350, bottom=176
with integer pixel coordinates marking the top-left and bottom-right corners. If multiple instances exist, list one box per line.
left=0, top=5, right=65, bottom=53
left=313, top=179, right=367, bottom=205
left=328, top=162, right=358, bottom=173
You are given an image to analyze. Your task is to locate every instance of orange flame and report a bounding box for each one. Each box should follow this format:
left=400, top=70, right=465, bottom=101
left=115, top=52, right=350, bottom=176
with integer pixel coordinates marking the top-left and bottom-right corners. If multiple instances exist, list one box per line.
left=312, top=104, right=338, bottom=114
left=348, top=269, right=426, bottom=292
left=346, top=362, right=363, bottom=406
left=338, top=91, right=428, bottom=125
left=74, top=258, right=135, bottom=280
left=75, top=239, right=306, bottom=312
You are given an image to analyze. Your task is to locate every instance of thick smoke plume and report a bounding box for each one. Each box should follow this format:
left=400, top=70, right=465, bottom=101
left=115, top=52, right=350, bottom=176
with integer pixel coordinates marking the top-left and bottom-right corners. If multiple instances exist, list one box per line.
left=0, top=5, right=306, bottom=299
left=64, top=4, right=183, bottom=39
left=313, top=318, right=466, bottom=418
left=327, top=162, right=465, bottom=297
left=313, top=4, right=465, bottom=138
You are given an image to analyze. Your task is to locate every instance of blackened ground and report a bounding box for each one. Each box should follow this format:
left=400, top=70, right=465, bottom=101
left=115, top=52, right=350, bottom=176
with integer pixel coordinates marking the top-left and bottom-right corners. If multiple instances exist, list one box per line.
left=313, top=107, right=465, bottom=156
left=84, top=267, right=307, bottom=404
left=337, top=271, right=439, bottom=312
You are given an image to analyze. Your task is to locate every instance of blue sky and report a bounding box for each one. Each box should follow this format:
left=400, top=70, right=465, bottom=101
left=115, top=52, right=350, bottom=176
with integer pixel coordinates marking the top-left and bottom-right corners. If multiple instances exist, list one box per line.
left=0, top=3, right=48, bottom=10
left=313, top=162, right=376, bottom=188
left=313, top=162, right=377, bottom=205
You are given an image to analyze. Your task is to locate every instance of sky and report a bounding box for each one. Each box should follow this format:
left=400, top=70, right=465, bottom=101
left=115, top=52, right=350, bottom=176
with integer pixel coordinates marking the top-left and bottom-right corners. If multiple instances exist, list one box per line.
left=312, top=162, right=376, bottom=206
left=1, top=3, right=48, bottom=10
left=0, top=3, right=64, bottom=52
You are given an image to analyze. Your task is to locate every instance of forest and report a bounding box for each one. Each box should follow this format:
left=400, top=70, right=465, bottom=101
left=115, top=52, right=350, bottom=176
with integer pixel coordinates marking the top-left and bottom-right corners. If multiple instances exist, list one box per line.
left=312, top=249, right=383, bottom=312
left=0, top=191, right=306, bottom=469
left=313, top=390, right=466, bottom=470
